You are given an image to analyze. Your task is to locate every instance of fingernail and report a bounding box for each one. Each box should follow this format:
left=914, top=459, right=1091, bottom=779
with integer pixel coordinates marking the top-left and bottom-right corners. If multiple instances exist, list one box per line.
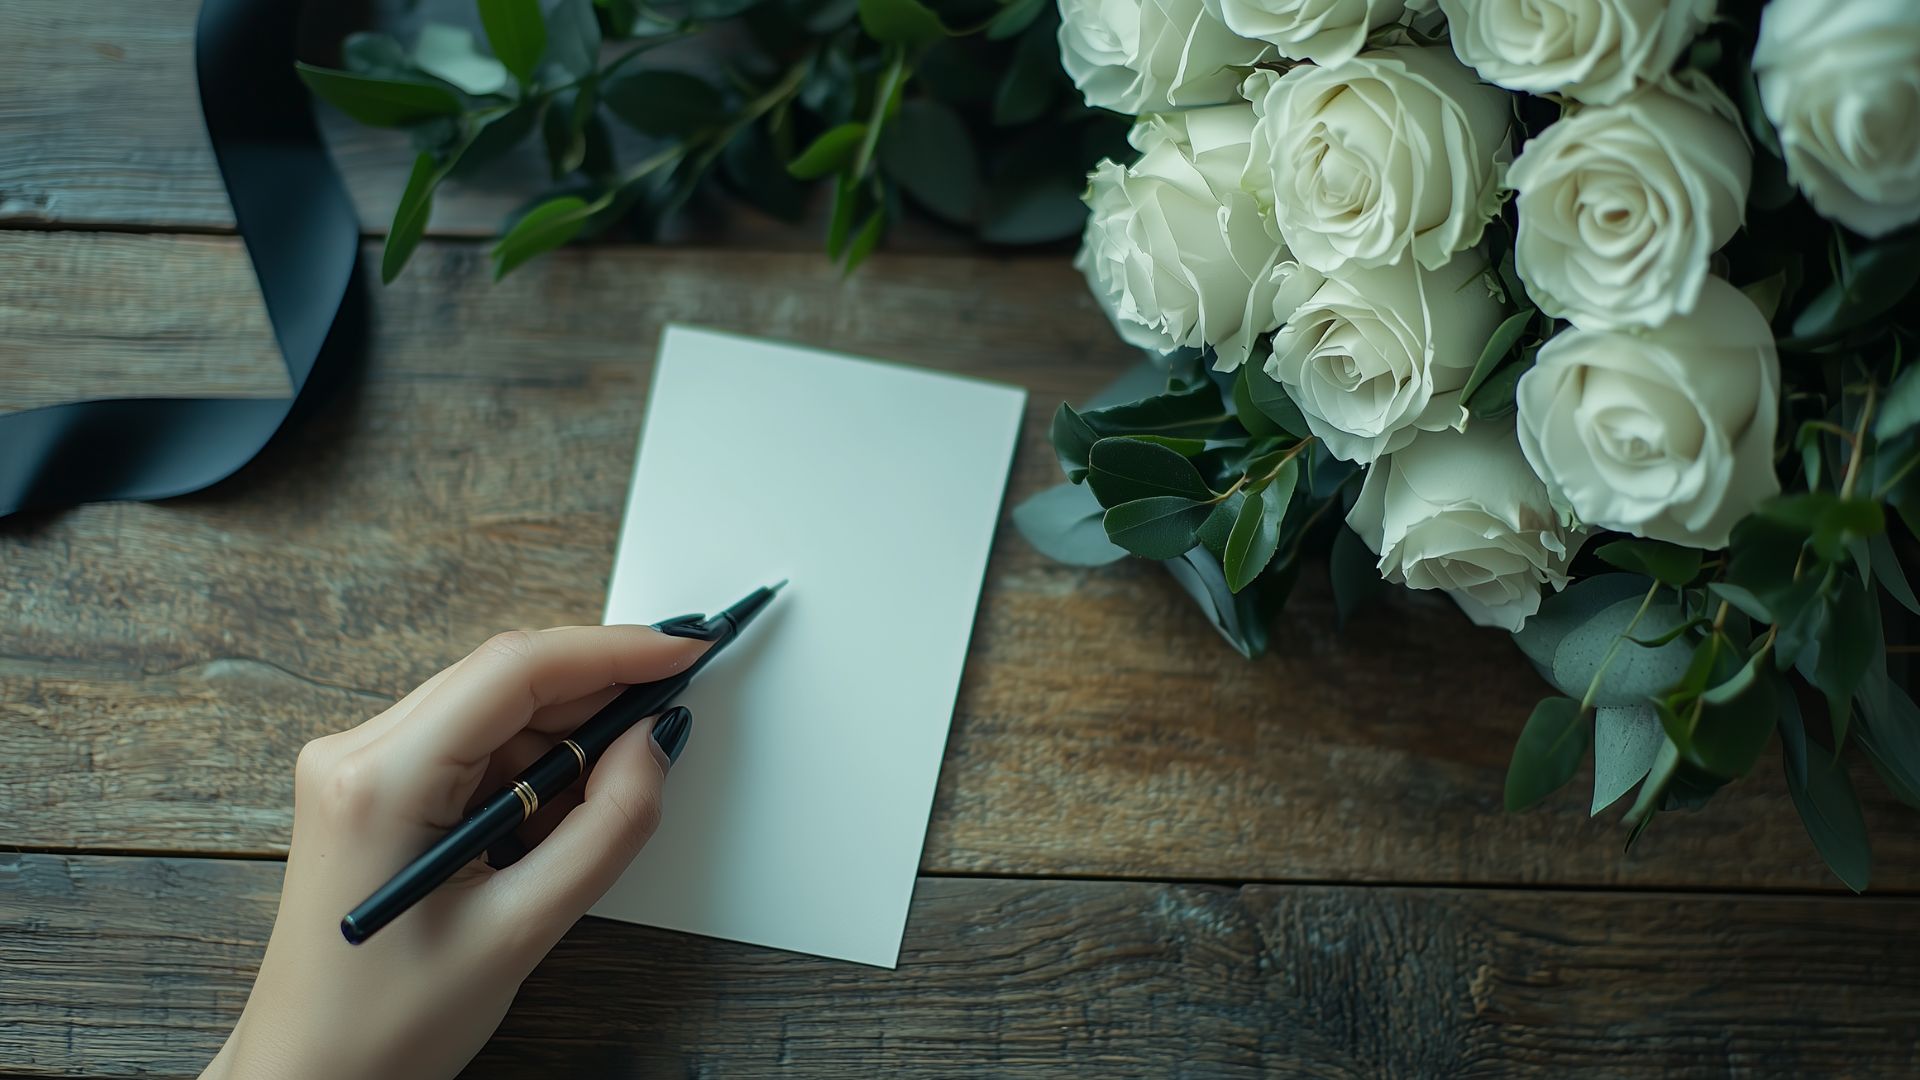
left=652, top=706, right=693, bottom=765
left=651, top=614, right=723, bottom=641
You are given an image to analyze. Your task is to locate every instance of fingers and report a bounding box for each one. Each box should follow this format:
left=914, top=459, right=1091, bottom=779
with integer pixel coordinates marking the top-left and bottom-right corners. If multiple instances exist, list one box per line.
left=482, top=713, right=676, bottom=946
left=387, top=625, right=707, bottom=769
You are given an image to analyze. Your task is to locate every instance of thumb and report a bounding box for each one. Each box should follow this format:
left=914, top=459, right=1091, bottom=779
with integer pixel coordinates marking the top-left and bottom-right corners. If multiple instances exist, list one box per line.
left=483, top=709, right=683, bottom=948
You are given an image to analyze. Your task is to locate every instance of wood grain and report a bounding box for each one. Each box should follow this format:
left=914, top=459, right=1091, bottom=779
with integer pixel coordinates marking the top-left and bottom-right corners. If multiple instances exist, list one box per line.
left=0, top=232, right=285, bottom=414
left=0, top=0, right=955, bottom=253
left=4, top=853, right=1917, bottom=1078
left=3, top=233, right=1914, bottom=888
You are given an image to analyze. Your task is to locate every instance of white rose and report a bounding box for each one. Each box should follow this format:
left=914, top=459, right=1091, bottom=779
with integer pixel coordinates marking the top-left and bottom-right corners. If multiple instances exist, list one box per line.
left=1508, top=78, right=1752, bottom=330
left=1347, top=420, right=1585, bottom=632
left=1058, top=0, right=1272, bottom=114
left=1075, top=107, right=1323, bottom=370
left=1242, top=48, right=1512, bottom=274
left=1754, top=0, right=1920, bottom=238
left=1202, top=0, right=1407, bottom=66
left=1439, top=0, right=1714, bottom=105
left=1266, top=251, right=1504, bottom=464
left=1516, top=276, right=1782, bottom=549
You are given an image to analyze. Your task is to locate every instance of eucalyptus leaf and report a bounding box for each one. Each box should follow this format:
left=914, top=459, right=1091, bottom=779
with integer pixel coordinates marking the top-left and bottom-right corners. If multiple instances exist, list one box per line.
left=294, top=64, right=465, bottom=127
left=841, top=209, right=885, bottom=274
left=978, top=169, right=1085, bottom=243
left=1549, top=595, right=1693, bottom=707
left=541, top=86, right=596, bottom=177
left=602, top=70, right=725, bottom=136
left=1224, top=460, right=1296, bottom=592
left=1050, top=403, right=1099, bottom=483
left=1012, top=482, right=1126, bottom=566
left=1787, top=736, right=1873, bottom=893
left=1857, top=684, right=1920, bottom=810
left=1591, top=705, right=1663, bottom=816
left=1877, top=364, right=1920, bottom=442
left=1081, top=383, right=1230, bottom=438
left=1505, top=696, right=1590, bottom=812
left=986, top=0, right=1048, bottom=39
left=343, top=32, right=413, bottom=78
left=477, top=0, right=547, bottom=87
left=1164, top=547, right=1266, bottom=658
left=1087, top=437, right=1215, bottom=506
left=1789, top=232, right=1920, bottom=343
left=413, top=24, right=511, bottom=95
left=789, top=122, right=867, bottom=179
left=1103, top=496, right=1209, bottom=560
left=1512, top=573, right=1651, bottom=672
left=1622, top=736, right=1680, bottom=839
left=450, top=102, right=542, bottom=179
left=1197, top=492, right=1244, bottom=558
left=1467, top=358, right=1527, bottom=420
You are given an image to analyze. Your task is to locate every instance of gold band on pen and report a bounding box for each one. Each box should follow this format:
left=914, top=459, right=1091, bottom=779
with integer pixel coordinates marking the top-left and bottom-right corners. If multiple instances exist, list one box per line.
left=510, top=779, right=539, bottom=820
left=561, top=739, right=587, bottom=774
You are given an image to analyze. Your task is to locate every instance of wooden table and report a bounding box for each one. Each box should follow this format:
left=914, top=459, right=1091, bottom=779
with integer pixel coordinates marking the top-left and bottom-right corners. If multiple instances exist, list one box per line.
left=4, top=3, right=1918, bottom=1076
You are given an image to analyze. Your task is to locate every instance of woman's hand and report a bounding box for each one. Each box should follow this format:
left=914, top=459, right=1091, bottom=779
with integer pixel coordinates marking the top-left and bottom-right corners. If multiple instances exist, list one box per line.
left=202, top=625, right=706, bottom=1080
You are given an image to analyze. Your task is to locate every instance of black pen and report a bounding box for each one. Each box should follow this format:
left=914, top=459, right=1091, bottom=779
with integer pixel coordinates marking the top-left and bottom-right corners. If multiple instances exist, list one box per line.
left=340, top=580, right=786, bottom=945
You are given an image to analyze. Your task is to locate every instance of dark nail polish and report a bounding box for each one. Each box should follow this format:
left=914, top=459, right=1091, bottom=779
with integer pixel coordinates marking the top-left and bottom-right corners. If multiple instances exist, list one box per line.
left=485, top=833, right=529, bottom=870
left=652, top=706, right=693, bottom=765
left=651, top=614, right=723, bottom=640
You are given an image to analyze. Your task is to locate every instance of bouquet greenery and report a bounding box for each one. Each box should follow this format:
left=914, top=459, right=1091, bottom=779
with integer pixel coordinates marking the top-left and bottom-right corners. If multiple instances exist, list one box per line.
left=296, top=0, right=1124, bottom=281
left=1013, top=0, right=1920, bottom=890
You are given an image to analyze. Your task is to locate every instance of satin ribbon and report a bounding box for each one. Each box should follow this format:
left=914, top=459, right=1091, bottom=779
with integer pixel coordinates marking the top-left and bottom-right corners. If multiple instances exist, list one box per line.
left=0, top=0, right=363, bottom=517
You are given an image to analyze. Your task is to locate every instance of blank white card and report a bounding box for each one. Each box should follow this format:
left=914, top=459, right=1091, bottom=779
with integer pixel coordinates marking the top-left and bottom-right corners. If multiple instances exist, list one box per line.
left=591, top=325, right=1026, bottom=967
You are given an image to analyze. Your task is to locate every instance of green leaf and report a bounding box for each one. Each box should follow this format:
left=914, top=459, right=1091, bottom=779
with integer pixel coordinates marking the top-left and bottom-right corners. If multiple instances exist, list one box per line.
left=841, top=210, right=885, bottom=274
left=1741, top=269, right=1788, bottom=324
left=412, top=24, right=510, bottom=95
left=993, top=19, right=1057, bottom=126
left=1622, top=736, right=1681, bottom=840
left=789, top=123, right=868, bottom=179
left=1132, top=435, right=1207, bottom=456
left=1329, top=523, right=1383, bottom=628
left=545, top=0, right=603, bottom=79
left=294, top=64, right=465, bottom=127
left=1760, top=493, right=1885, bottom=561
left=1809, top=573, right=1879, bottom=747
left=879, top=99, right=978, bottom=225
left=978, top=170, right=1085, bottom=243
left=826, top=172, right=860, bottom=259
left=1230, top=364, right=1282, bottom=439
left=1549, top=595, right=1693, bottom=707
left=1103, top=496, right=1210, bottom=560
left=450, top=102, right=542, bottom=179
left=1857, top=682, right=1920, bottom=809
left=858, top=0, right=949, bottom=46
left=1686, top=646, right=1778, bottom=778
left=1789, top=232, right=1920, bottom=343
left=1165, top=547, right=1270, bottom=659
left=1787, top=738, right=1873, bottom=893
left=1224, top=460, right=1297, bottom=592
left=1595, top=538, right=1703, bottom=587
left=602, top=71, right=725, bottom=136
left=1242, top=365, right=1310, bottom=438
left=1868, top=529, right=1920, bottom=615
left=491, top=194, right=598, bottom=278
left=1050, top=403, right=1099, bottom=484
left=986, top=0, right=1048, bottom=38
left=1877, top=365, right=1920, bottom=442
left=1458, top=309, right=1533, bottom=409
left=382, top=152, right=441, bottom=284
left=1591, top=705, right=1663, bottom=816
left=1505, top=696, right=1590, bottom=811
left=541, top=86, right=596, bottom=177
left=1196, top=492, right=1244, bottom=558
left=477, top=0, right=547, bottom=87
left=1512, top=573, right=1651, bottom=672
left=1082, top=384, right=1230, bottom=438
left=1087, top=437, right=1215, bottom=507
left=1467, top=357, right=1527, bottom=420
left=1012, top=482, right=1126, bottom=566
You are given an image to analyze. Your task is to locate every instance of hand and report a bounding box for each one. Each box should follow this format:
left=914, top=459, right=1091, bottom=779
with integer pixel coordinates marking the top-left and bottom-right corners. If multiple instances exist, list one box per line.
left=202, top=625, right=707, bottom=1080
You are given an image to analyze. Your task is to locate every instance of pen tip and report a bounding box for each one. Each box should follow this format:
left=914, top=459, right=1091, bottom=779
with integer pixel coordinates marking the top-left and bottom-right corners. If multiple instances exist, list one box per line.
left=768, top=578, right=789, bottom=594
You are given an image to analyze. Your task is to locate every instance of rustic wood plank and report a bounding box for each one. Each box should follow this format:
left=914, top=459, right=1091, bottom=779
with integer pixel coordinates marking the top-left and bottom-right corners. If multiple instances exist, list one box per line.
left=0, top=0, right=957, bottom=252
left=5, top=853, right=1918, bottom=1077
left=3, top=232, right=1914, bottom=888
left=0, top=232, right=285, bottom=414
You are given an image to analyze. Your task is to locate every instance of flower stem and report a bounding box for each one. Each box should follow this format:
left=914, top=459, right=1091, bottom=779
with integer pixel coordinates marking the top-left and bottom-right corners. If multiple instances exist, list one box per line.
left=1841, top=383, right=1877, bottom=500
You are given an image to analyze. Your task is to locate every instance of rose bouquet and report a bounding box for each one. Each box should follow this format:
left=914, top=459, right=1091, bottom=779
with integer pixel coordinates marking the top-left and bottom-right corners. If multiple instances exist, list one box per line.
left=1014, top=0, right=1920, bottom=887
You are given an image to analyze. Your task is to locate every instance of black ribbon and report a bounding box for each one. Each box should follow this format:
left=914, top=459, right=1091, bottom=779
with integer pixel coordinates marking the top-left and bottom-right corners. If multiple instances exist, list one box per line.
left=0, top=0, right=362, bottom=517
